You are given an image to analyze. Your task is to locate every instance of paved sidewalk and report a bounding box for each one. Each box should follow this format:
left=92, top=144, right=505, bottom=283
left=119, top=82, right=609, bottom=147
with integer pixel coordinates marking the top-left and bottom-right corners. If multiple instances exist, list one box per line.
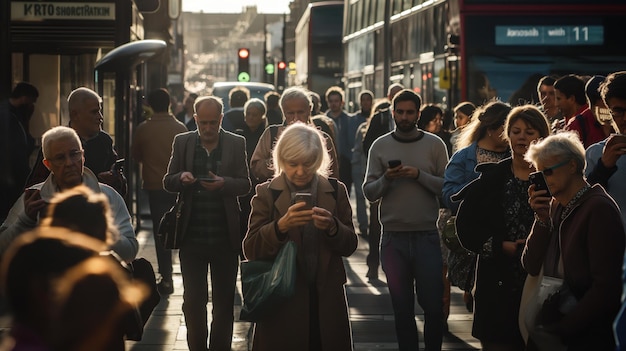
left=127, top=216, right=480, bottom=351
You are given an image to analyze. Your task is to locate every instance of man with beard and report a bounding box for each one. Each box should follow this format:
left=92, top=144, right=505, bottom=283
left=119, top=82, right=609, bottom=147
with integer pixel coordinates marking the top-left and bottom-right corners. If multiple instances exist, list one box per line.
left=363, top=89, right=449, bottom=351
left=0, top=82, right=39, bottom=222
left=361, top=83, right=403, bottom=282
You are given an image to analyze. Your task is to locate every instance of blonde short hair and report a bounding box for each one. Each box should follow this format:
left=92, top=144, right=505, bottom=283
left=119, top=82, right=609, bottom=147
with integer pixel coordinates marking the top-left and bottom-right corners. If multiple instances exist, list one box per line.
left=272, top=123, right=331, bottom=178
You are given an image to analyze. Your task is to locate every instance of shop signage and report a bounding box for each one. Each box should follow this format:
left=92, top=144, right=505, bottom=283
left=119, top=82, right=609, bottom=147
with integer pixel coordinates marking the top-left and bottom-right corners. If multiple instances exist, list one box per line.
left=11, top=2, right=116, bottom=21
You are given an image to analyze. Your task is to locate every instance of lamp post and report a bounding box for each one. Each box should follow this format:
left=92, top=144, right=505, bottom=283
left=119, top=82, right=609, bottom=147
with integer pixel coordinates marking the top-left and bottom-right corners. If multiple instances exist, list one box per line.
left=383, top=0, right=391, bottom=96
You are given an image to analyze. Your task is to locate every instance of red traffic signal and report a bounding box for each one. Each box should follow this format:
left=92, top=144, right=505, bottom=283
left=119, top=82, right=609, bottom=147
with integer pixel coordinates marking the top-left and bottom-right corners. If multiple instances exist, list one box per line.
left=238, top=48, right=250, bottom=59
left=277, top=61, right=287, bottom=70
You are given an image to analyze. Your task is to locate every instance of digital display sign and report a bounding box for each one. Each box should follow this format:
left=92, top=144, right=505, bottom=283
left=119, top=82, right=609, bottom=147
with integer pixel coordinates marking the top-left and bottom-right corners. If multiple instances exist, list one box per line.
left=496, top=25, right=604, bottom=45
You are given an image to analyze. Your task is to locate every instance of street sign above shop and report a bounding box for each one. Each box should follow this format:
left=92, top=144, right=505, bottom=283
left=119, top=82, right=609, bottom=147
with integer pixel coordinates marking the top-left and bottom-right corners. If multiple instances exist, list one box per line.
left=11, top=2, right=116, bottom=21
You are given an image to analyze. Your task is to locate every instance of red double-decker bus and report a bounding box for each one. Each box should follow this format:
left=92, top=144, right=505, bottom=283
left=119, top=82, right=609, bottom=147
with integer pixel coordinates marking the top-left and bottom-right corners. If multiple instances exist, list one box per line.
left=343, top=0, right=626, bottom=110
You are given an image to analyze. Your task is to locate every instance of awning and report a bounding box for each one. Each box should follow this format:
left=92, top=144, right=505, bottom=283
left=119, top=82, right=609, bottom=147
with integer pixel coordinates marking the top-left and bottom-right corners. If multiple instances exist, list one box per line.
left=95, top=39, right=166, bottom=71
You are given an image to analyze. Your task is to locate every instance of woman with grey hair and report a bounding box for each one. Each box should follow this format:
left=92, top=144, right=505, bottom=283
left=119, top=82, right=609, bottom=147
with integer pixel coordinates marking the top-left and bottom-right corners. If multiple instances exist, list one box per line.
left=244, top=97, right=267, bottom=116
left=243, top=123, right=357, bottom=351
left=523, top=131, right=624, bottom=350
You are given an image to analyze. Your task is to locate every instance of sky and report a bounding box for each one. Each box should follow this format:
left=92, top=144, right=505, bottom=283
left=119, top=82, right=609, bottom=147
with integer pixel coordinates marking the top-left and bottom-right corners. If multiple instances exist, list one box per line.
left=182, top=0, right=292, bottom=13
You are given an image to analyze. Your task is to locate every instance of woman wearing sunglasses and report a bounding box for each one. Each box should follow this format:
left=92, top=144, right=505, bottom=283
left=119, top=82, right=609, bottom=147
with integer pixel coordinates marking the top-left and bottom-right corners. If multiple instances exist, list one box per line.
left=453, top=105, right=551, bottom=351
left=523, top=132, right=625, bottom=351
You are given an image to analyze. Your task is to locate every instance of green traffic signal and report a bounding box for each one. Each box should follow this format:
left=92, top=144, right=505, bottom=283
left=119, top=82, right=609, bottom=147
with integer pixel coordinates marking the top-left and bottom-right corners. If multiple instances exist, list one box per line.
left=265, top=63, right=275, bottom=75
left=238, top=72, right=251, bottom=82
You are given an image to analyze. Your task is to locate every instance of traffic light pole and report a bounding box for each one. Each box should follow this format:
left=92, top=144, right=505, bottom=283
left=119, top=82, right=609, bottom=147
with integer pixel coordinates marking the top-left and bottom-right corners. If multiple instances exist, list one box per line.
left=282, top=13, right=286, bottom=65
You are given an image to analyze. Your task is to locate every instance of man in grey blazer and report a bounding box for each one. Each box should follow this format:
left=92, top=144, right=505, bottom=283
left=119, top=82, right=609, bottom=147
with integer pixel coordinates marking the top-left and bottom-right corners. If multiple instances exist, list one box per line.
left=164, top=96, right=251, bottom=351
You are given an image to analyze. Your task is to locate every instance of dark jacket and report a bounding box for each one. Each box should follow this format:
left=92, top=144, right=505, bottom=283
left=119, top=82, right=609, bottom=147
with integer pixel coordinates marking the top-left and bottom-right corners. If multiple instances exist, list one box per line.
left=83, top=131, right=117, bottom=175
left=454, top=158, right=529, bottom=343
left=362, top=104, right=391, bottom=156
left=454, top=159, right=511, bottom=253
left=222, top=108, right=246, bottom=133
left=175, top=111, right=196, bottom=131
left=163, top=130, right=251, bottom=252
left=0, top=100, right=33, bottom=221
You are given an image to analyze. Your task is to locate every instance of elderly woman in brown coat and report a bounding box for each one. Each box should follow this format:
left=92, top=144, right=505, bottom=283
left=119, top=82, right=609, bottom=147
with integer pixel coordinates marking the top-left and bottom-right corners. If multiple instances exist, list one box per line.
left=243, top=122, right=358, bottom=351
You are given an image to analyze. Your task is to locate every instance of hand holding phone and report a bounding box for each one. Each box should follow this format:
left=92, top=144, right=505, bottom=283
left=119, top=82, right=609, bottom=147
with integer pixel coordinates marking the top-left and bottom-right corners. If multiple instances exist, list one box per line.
left=294, top=192, right=313, bottom=210
left=111, top=158, right=125, bottom=172
left=23, top=189, right=47, bottom=220
left=388, top=159, right=401, bottom=168
left=606, top=133, right=626, bottom=151
left=601, top=133, right=626, bottom=168
left=529, top=171, right=552, bottom=197
left=195, top=173, right=222, bottom=191
left=197, top=177, right=217, bottom=182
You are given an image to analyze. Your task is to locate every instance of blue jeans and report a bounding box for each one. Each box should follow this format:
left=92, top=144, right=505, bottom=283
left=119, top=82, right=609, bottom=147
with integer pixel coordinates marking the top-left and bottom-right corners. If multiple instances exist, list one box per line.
left=179, top=242, right=239, bottom=351
left=381, top=231, right=443, bottom=351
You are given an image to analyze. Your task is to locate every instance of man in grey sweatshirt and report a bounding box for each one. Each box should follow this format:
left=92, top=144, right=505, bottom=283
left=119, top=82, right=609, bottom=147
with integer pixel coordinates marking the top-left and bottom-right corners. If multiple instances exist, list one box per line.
left=363, top=89, right=448, bottom=351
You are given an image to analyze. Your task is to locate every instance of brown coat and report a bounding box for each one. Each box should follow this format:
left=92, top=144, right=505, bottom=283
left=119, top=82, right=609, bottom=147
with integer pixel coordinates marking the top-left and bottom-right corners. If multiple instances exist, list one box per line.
left=522, top=185, right=624, bottom=348
left=131, top=112, right=187, bottom=190
left=243, top=174, right=358, bottom=351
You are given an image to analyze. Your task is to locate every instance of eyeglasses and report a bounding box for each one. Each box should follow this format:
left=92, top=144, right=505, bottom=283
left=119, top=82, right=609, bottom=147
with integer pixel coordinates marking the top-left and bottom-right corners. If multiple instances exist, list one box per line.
left=610, top=107, right=626, bottom=119
left=48, top=150, right=83, bottom=167
left=541, top=159, right=569, bottom=176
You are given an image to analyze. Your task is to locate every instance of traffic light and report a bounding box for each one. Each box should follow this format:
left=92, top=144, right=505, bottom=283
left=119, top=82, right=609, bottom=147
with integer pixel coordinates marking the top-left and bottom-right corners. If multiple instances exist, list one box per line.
left=264, top=61, right=275, bottom=84
left=237, top=48, right=250, bottom=82
left=276, top=61, right=286, bottom=91
left=288, top=61, right=296, bottom=76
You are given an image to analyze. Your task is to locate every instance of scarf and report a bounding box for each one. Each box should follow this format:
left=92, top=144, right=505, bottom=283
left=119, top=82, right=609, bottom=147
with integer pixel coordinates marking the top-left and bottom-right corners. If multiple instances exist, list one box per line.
left=286, top=174, right=320, bottom=286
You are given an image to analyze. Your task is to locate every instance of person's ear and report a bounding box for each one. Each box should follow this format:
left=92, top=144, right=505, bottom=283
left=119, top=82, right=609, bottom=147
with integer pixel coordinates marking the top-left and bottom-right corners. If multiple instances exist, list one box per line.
left=43, top=158, right=52, bottom=171
left=69, top=109, right=77, bottom=122
left=568, top=159, right=577, bottom=174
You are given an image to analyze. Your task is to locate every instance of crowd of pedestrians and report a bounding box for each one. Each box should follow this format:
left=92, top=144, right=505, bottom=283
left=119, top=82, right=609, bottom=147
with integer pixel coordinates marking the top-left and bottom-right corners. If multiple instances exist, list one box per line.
left=1, top=71, right=626, bottom=351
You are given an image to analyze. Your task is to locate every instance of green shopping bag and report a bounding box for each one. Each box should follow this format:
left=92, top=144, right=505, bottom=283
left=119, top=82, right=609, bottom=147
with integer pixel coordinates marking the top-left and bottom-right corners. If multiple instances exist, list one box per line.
left=239, top=241, right=297, bottom=322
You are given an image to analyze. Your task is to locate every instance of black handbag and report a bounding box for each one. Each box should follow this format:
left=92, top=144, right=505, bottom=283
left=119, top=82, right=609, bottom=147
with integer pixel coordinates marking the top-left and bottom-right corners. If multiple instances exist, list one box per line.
left=239, top=241, right=297, bottom=322
left=442, top=216, right=465, bottom=253
left=157, top=198, right=185, bottom=250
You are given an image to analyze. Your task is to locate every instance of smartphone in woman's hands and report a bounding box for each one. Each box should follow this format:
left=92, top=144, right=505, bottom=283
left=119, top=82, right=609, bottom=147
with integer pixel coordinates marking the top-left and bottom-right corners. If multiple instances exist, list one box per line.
left=294, top=193, right=312, bottom=210
left=529, top=171, right=552, bottom=197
